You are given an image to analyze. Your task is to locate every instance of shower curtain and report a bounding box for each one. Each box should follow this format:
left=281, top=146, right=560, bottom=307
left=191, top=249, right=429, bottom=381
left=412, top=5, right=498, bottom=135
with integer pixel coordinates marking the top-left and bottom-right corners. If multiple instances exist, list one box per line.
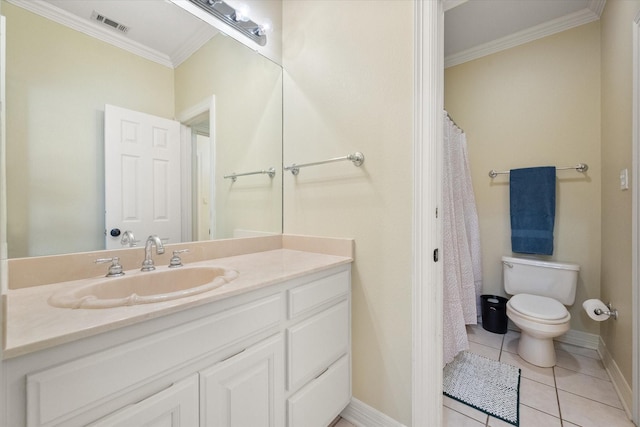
left=442, top=111, right=483, bottom=366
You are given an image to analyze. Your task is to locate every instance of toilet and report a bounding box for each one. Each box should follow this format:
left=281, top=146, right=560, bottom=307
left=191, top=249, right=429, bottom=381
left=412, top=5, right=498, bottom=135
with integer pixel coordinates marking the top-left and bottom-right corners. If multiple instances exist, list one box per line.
left=502, top=256, right=580, bottom=367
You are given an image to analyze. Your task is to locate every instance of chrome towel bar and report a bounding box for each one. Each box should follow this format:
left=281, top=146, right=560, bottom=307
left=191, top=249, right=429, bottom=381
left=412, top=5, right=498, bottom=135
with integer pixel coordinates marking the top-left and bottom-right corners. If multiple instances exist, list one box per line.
left=488, top=163, right=588, bottom=178
left=284, top=152, right=365, bottom=176
left=224, top=167, right=276, bottom=182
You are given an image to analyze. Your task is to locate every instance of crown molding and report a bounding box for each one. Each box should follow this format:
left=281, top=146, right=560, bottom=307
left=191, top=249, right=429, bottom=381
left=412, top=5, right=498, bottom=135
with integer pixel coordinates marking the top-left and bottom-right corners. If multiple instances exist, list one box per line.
left=170, top=25, right=218, bottom=68
left=445, top=1, right=606, bottom=68
left=4, top=0, right=211, bottom=69
left=443, top=0, right=468, bottom=13
left=589, top=0, right=607, bottom=17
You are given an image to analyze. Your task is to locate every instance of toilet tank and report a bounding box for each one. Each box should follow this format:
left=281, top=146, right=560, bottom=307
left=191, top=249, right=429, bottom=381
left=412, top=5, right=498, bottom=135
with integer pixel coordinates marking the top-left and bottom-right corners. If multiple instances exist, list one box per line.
left=502, top=256, right=579, bottom=305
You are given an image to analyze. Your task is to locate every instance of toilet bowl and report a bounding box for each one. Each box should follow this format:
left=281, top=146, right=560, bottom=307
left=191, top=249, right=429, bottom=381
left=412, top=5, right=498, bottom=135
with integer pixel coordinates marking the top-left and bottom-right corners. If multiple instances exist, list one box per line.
left=506, top=293, right=571, bottom=367
left=502, top=256, right=579, bottom=368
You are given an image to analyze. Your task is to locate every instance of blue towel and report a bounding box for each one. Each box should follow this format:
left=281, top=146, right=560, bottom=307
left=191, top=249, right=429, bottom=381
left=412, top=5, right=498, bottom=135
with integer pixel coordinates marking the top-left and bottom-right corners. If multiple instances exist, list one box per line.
left=510, top=166, right=556, bottom=255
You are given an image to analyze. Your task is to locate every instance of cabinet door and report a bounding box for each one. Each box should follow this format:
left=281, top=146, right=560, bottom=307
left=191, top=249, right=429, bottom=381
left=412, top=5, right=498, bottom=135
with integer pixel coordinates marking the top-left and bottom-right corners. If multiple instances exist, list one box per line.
left=200, top=334, right=284, bottom=427
left=88, top=375, right=199, bottom=427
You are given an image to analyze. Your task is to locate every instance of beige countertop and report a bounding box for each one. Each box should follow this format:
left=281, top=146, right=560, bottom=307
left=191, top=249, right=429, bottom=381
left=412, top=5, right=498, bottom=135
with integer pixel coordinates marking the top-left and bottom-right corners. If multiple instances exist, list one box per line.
left=5, top=248, right=352, bottom=359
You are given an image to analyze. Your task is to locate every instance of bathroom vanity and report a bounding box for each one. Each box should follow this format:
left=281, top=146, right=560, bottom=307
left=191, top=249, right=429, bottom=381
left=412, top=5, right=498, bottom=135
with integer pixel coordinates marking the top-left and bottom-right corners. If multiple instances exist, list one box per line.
left=3, top=236, right=353, bottom=427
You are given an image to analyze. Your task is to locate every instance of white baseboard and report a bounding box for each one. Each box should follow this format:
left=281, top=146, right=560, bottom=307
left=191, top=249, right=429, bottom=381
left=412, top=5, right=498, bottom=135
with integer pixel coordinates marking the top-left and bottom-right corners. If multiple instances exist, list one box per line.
left=555, top=328, right=600, bottom=349
left=340, top=398, right=406, bottom=427
left=598, top=337, right=633, bottom=419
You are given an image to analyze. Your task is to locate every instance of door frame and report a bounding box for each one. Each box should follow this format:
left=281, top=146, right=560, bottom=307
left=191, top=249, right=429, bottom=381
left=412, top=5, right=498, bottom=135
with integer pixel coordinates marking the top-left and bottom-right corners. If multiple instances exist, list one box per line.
left=413, top=1, right=444, bottom=426
left=177, top=96, right=217, bottom=241
left=631, top=11, right=640, bottom=425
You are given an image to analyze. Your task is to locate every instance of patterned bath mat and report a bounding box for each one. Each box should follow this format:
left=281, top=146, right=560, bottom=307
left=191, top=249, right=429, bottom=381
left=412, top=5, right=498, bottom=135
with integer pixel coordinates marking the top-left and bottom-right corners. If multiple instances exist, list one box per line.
left=443, top=351, right=521, bottom=426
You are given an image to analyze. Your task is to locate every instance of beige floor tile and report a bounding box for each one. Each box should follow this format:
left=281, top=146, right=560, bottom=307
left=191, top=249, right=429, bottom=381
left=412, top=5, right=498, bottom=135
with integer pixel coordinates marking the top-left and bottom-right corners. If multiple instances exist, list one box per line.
left=488, top=405, right=562, bottom=427
left=554, top=366, right=622, bottom=409
left=555, top=349, right=609, bottom=380
left=502, top=330, right=520, bottom=354
left=444, top=406, right=486, bottom=427
left=499, top=351, right=555, bottom=386
left=519, top=377, right=559, bottom=417
left=467, top=324, right=505, bottom=349
left=558, top=390, right=634, bottom=427
left=468, top=340, right=501, bottom=360
left=519, top=405, right=563, bottom=427
left=443, top=396, right=488, bottom=423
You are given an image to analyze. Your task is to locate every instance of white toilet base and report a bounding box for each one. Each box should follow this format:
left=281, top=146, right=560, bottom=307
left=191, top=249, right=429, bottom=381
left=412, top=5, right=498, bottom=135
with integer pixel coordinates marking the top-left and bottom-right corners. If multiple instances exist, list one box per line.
left=506, top=301, right=570, bottom=368
left=517, top=332, right=557, bottom=367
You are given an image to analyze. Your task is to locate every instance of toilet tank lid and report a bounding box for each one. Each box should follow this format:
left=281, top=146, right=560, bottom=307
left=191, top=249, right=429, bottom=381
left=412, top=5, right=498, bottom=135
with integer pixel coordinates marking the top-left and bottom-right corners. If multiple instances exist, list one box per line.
left=502, top=256, right=579, bottom=271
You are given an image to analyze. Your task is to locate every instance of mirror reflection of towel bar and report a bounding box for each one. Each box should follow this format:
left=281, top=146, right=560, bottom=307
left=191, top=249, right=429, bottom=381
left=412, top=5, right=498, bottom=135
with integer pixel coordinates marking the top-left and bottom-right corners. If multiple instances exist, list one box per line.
left=284, top=152, right=365, bottom=176
left=488, top=163, right=588, bottom=178
left=224, top=167, right=276, bottom=182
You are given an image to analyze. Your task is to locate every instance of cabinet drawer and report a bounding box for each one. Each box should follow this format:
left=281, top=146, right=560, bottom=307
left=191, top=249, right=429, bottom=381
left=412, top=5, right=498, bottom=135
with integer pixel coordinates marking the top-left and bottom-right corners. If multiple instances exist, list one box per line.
left=288, top=270, right=349, bottom=319
left=26, top=295, right=282, bottom=427
left=287, top=300, right=349, bottom=391
left=287, top=355, right=350, bottom=427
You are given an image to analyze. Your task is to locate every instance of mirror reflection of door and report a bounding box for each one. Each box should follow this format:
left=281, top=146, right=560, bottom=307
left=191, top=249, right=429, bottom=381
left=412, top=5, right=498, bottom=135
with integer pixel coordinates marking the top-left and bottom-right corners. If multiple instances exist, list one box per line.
left=104, top=104, right=182, bottom=250
left=178, top=96, right=216, bottom=242
left=192, top=124, right=213, bottom=241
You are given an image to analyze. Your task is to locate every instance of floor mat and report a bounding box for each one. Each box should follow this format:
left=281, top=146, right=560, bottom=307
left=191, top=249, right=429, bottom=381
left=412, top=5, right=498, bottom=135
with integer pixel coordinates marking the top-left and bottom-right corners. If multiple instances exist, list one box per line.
left=443, top=351, right=520, bottom=426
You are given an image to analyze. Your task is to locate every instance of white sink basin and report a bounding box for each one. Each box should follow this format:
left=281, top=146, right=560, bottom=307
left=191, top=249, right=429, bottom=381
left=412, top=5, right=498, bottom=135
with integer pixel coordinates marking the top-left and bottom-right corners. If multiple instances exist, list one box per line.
left=48, top=266, right=239, bottom=309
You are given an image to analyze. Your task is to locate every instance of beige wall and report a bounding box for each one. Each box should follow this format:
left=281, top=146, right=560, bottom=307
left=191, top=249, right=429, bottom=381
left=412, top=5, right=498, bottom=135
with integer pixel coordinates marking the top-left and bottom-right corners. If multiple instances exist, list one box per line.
left=445, top=22, right=602, bottom=335
left=5, top=2, right=174, bottom=257
left=282, top=1, right=414, bottom=424
left=600, top=0, right=640, bottom=386
left=175, top=35, right=283, bottom=239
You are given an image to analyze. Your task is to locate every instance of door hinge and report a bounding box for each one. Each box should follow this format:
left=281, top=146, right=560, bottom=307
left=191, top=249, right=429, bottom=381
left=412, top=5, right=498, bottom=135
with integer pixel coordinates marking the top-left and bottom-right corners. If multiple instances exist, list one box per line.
left=433, top=248, right=439, bottom=262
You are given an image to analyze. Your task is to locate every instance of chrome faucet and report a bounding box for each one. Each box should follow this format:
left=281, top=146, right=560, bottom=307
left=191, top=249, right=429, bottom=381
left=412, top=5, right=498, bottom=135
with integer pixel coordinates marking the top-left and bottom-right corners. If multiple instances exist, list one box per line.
left=141, top=235, right=165, bottom=271
left=120, top=230, right=138, bottom=247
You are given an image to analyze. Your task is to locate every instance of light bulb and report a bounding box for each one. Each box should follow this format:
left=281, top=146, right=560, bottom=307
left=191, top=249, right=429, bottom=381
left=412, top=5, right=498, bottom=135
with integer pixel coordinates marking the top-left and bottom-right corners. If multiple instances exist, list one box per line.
left=232, top=4, right=251, bottom=22
left=255, top=21, right=272, bottom=36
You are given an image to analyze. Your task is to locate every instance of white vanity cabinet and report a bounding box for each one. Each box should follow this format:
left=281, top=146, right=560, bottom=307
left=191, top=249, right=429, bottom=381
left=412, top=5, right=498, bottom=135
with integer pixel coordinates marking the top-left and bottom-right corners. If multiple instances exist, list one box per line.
left=11, top=264, right=351, bottom=427
left=89, top=374, right=200, bottom=427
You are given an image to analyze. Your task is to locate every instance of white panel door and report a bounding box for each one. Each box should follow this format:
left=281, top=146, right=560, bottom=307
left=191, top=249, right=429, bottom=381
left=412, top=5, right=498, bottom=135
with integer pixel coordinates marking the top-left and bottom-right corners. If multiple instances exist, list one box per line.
left=200, top=334, right=284, bottom=427
left=105, top=105, right=181, bottom=249
left=88, top=375, right=199, bottom=427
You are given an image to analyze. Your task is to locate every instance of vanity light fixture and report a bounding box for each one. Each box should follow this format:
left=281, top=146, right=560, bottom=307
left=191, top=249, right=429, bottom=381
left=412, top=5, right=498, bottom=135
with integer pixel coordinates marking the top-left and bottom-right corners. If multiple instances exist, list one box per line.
left=188, top=0, right=267, bottom=46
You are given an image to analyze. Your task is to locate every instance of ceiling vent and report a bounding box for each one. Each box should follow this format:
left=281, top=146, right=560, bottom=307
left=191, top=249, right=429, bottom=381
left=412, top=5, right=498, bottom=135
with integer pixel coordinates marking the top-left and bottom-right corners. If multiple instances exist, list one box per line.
left=90, top=11, right=130, bottom=34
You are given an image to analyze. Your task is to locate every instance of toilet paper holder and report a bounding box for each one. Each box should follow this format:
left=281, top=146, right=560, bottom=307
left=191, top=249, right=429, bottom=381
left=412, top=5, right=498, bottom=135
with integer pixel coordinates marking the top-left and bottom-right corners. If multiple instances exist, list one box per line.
left=593, top=302, right=618, bottom=320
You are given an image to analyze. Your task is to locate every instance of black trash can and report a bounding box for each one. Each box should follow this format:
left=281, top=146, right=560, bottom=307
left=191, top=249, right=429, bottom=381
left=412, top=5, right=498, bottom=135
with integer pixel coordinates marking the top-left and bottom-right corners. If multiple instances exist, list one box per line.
left=481, top=295, right=508, bottom=334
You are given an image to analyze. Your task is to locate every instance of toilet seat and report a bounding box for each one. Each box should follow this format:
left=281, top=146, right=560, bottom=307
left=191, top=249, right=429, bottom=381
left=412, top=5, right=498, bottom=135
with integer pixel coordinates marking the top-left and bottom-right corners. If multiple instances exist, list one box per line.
left=508, top=294, right=569, bottom=322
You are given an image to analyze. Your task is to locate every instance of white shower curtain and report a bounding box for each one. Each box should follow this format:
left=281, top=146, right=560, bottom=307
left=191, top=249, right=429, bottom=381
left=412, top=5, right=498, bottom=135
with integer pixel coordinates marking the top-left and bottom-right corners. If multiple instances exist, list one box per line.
left=442, top=111, right=483, bottom=366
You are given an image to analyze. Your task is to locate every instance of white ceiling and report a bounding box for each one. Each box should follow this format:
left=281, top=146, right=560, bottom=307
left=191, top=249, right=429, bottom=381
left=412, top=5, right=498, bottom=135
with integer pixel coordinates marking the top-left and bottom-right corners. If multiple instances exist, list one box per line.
left=444, top=0, right=606, bottom=68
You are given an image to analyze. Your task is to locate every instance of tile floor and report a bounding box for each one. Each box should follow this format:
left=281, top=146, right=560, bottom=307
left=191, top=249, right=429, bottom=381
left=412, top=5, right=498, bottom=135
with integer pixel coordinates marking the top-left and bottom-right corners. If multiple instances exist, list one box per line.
left=335, top=325, right=633, bottom=427
left=444, top=324, right=634, bottom=427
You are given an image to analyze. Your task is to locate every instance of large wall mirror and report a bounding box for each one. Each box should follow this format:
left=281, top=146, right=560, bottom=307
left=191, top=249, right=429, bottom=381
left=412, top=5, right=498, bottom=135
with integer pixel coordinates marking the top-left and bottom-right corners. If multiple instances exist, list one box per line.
left=4, top=0, right=283, bottom=258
